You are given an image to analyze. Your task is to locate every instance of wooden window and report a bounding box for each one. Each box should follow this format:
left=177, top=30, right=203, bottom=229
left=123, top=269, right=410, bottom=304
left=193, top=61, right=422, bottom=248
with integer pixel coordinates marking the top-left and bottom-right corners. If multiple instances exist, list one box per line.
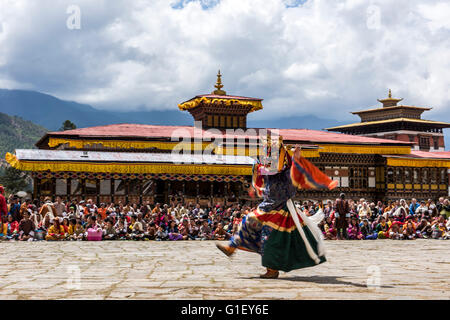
left=129, top=180, right=141, bottom=195
left=404, top=168, right=411, bottom=183
left=226, top=116, right=232, bottom=128
left=413, top=168, right=419, bottom=183
left=421, top=168, right=429, bottom=183
left=387, top=168, right=394, bottom=183
left=85, top=179, right=97, bottom=195
left=440, top=169, right=447, bottom=184
left=70, top=179, right=82, bottom=195
left=142, top=180, right=154, bottom=195
left=213, top=115, right=219, bottom=128
left=430, top=168, right=437, bottom=184
left=419, top=137, right=430, bottom=150
left=233, top=116, right=238, bottom=128
left=207, top=115, right=213, bottom=127
left=239, top=116, right=246, bottom=128
left=100, top=180, right=111, bottom=195
left=433, top=137, right=439, bottom=150
left=55, top=179, right=68, bottom=195
left=114, top=180, right=126, bottom=195
left=40, top=179, right=53, bottom=196
left=395, top=168, right=403, bottom=183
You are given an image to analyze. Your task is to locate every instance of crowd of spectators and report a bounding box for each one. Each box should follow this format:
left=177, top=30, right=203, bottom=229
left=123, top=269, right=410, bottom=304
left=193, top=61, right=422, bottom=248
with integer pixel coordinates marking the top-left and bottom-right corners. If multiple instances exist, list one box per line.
left=0, top=185, right=449, bottom=241
left=319, top=194, right=450, bottom=240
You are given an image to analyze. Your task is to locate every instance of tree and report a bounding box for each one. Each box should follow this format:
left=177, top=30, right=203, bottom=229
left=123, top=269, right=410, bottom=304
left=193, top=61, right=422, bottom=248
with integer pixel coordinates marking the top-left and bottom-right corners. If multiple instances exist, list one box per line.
left=0, top=166, right=31, bottom=194
left=60, top=120, right=77, bottom=131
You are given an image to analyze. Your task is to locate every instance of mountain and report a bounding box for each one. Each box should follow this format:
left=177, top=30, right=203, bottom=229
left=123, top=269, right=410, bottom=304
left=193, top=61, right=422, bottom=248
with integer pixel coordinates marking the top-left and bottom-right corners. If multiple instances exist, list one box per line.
left=0, top=112, right=48, bottom=158
left=0, top=88, right=343, bottom=132
left=0, top=89, right=193, bottom=131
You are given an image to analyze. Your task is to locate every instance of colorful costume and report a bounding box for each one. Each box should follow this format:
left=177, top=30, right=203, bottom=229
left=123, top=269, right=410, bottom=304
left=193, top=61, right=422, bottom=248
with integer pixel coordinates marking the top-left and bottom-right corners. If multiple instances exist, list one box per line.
left=217, top=135, right=337, bottom=277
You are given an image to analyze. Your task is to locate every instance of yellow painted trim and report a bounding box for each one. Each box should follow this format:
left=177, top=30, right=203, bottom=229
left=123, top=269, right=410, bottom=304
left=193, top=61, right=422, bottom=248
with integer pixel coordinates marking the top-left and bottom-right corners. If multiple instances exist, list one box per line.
left=178, top=96, right=263, bottom=113
left=5, top=153, right=252, bottom=176
left=423, top=184, right=430, bottom=189
left=440, top=185, right=447, bottom=190
left=326, top=117, right=450, bottom=130
left=431, top=184, right=438, bottom=190
left=319, top=144, right=411, bottom=155
left=388, top=184, right=395, bottom=189
left=396, top=184, right=404, bottom=189
left=405, top=184, right=412, bottom=189
left=387, top=158, right=450, bottom=168
left=414, top=184, right=421, bottom=189
left=48, top=138, right=210, bottom=151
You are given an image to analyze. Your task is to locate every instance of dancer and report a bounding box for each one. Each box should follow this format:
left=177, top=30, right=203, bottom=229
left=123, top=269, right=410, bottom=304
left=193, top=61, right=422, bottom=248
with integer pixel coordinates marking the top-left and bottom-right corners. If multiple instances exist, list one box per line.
left=217, top=133, right=338, bottom=278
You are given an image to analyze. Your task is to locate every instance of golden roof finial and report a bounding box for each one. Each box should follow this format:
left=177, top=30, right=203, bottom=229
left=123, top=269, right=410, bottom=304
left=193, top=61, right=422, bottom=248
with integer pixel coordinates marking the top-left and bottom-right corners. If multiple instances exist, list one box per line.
left=377, top=88, right=403, bottom=107
left=212, top=70, right=227, bottom=95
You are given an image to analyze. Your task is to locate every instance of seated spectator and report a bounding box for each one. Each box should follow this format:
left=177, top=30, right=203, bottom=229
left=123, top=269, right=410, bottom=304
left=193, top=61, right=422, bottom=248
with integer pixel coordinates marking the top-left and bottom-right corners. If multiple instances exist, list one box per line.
left=167, top=220, right=183, bottom=241
left=213, top=222, right=230, bottom=241
left=45, top=218, right=65, bottom=241
left=347, top=217, right=363, bottom=240
left=156, top=224, right=168, bottom=241
left=360, top=219, right=377, bottom=240
left=18, top=210, right=36, bottom=241
left=1, top=214, right=19, bottom=240
left=389, top=221, right=403, bottom=240
left=103, top=219, right=117, bottom=240
left=146, top=222, right=157, bottom=240
left=72, top=219, right=85, bottom=240
left=402, top=221, right=416, bottom=240
left=199, top=220, right=212, bottom=240
left=322, top=217, right=337, bottom=240
left=375, top=216, right=389, bottom=239
left=129, top=214, right=144, bottom=240
left=415, top=219, right=430, bottom=238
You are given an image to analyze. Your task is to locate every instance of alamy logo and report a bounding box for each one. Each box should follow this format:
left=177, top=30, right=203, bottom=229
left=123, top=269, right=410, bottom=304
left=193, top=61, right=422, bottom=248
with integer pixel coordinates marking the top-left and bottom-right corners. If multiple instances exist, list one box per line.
left=66, top=5, right=81, bottom=30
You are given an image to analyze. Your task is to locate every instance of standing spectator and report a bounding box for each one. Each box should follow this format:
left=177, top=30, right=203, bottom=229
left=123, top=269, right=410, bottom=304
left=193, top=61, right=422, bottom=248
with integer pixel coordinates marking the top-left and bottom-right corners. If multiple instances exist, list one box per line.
left=439, top=199, right=450, bottom=219
left=9, top=196, right=21, bottom=222
left=335, top=193, right=350, bottom=240
left=0, top=186, right=8, bottom=223
left=409, top=198, right=419, bottom=216
left=53, top=197, right=66, bottom=217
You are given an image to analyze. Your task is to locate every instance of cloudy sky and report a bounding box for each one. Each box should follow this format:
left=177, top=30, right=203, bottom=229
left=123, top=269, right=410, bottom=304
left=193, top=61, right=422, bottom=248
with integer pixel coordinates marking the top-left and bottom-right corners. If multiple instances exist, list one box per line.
left=0, top=0, right=449, bottom=122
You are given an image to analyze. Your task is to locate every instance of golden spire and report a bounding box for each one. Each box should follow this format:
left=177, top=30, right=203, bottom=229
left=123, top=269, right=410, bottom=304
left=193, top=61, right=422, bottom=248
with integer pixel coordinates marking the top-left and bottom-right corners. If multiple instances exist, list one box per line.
left=212, top=70, right=227, bottom=95
left=378, top=88, right=403, bottom=107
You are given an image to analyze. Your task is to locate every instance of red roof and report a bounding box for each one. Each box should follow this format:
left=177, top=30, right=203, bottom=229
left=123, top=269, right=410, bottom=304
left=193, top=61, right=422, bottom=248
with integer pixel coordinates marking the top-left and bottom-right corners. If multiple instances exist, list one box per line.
left=45, top=124, right=412, bottom=146
left=409, top=151, right=450, bottom=159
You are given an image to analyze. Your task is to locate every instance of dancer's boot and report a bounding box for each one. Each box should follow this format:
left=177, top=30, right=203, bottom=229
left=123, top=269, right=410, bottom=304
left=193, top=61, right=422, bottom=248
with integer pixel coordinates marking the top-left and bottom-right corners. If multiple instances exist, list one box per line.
left=216, top=243, right=236, bottom=257
left=260, top=268, right=279, bottom=279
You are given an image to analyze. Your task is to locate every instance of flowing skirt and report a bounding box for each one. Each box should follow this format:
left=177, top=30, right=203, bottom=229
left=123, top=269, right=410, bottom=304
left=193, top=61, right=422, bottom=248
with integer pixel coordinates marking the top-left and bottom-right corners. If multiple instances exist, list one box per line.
left=229, top=199, right=326, bottom=272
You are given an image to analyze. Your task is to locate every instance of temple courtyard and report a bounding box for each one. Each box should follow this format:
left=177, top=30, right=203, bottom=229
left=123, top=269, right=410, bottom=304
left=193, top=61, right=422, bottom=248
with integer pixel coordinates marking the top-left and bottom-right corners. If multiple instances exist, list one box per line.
left=0, top=240, right=448, bottom=300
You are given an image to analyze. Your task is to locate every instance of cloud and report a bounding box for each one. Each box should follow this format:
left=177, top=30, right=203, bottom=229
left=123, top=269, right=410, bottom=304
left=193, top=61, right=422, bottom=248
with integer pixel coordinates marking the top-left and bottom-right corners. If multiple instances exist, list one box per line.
left=0, top=0, right=449, bottom=124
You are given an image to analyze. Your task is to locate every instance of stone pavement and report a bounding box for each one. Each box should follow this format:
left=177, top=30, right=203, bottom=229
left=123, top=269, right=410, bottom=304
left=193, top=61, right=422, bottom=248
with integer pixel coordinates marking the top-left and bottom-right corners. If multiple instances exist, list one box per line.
left=0, top=239, right=448, bottom=300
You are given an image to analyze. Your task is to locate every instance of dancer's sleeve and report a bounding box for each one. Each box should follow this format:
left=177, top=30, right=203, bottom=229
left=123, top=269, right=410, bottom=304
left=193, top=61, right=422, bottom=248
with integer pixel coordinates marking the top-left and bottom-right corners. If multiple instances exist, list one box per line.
left=290, top=148, right=338, bottom=190
left=251, top=163, right=265, bottom=198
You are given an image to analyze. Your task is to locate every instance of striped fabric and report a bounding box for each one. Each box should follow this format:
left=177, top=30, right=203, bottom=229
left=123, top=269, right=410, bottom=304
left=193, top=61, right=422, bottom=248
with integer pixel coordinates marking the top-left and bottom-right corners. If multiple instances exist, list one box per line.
left=290, top=155, right=338, bottom=190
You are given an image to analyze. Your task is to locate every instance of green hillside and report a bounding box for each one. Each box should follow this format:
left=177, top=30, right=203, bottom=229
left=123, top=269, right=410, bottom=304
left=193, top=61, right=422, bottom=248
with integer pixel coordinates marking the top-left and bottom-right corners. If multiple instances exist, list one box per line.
left=0, top=112, right=48, bottom=159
